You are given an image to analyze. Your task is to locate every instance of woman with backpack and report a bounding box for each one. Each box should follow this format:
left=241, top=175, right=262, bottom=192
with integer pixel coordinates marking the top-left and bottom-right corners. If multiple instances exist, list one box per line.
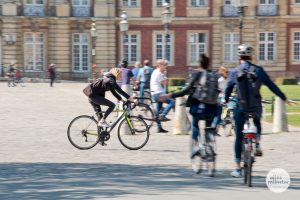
left=159, top=54, right=220, bottom=157
left=83, top=68, right=134, bottom=127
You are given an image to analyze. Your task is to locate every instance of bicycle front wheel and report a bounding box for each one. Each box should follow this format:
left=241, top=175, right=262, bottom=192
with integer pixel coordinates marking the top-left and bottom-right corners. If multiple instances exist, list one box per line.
left=118, top=116, right=150, bottom=150
left=67, top=115, right=100, bottom=150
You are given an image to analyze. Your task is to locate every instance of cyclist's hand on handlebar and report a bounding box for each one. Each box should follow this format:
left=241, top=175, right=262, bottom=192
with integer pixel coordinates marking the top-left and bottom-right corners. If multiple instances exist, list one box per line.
left=286, top=99, right=298, bottom=106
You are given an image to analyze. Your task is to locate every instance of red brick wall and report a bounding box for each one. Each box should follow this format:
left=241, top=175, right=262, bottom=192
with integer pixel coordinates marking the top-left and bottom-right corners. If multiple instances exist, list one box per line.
left=141, top=29, right=153, bottom=63
left=175, top=0, right=187, bottom=17
left=141, top=0, right=152, bottom=17
left=130, top=24, right=212, bottom=78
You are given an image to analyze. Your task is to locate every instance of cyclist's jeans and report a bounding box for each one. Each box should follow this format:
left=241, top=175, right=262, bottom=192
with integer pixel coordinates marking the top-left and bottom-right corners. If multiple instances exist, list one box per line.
left=234, top=106, right=262, bottom=163
left=192, top=114, right=213, bottom=142
left=152, top=92, right=175, bottom=129
left=89, top=96, right=115, bottom=120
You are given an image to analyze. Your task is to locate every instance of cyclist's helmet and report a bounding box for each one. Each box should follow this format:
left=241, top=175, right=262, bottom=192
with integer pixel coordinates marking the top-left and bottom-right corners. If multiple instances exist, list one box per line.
left=237, top=44, right=254, bottom=56
left=110, top=68, right=122, bottom=78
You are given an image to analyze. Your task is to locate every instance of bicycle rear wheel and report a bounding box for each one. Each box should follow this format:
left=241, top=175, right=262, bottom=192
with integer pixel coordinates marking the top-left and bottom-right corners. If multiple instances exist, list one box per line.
left=67, top=115, right=100, bottom=150
left=118, top=116, right=150, bottom=150
left=247, top=154, right=253, bottom=187
left=131, top=103, right=154, bottom=128
left=243, top=148, right=250, bottom=184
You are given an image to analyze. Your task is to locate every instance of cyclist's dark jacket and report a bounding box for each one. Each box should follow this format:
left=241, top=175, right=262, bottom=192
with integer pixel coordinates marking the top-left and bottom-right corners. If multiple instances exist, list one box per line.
left=225, top=61, right=286, bottom=108
left=90, top=73, right=130, bottom=100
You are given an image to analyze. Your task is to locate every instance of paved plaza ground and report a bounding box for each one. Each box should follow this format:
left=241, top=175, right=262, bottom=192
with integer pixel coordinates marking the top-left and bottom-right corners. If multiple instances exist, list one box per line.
left=0, top=82, right=299, bottom=199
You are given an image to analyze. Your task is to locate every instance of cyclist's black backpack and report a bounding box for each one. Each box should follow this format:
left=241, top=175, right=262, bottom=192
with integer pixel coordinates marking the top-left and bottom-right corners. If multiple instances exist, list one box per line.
left=236, top=62, right=262, bottom=109
left=83, top=78, right=104, bottom=97
left=191, top=70, right=219, bottom=105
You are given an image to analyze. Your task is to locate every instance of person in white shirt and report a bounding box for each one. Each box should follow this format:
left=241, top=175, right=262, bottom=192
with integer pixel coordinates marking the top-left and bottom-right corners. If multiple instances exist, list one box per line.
left=150, top=59, right=175, bottom=133
left=216, top=66, right=229, bottom=129
left=218, top=66, right=229, bottom=97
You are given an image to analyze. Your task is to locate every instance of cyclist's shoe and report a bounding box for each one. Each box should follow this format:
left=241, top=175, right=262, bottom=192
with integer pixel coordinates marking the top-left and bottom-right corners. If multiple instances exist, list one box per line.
left=230, top=169, right=242, bottom=178
left=158, top=128, right=168, bottom=133
left=158, top=114, right=171, bottom=122
left=255, top=144, right=263, bottom=157
left=98, top=119, right=110, bottom=127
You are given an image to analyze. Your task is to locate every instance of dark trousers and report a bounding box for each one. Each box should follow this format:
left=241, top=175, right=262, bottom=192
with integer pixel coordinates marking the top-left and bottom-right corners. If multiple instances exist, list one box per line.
left=50, top=78, right=55, bottom=87
left=89, top=96, right=115, bottom=120
left=233, top=106, right=262, bottom=163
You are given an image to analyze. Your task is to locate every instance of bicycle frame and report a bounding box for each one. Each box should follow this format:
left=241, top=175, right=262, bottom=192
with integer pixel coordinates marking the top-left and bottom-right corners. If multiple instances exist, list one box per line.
left=95, top=104, right=134, bottom=133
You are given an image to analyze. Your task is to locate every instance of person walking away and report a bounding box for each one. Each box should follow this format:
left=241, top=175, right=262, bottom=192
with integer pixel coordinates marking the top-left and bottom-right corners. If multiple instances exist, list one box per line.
left=159, top=54, right=219, bottom=156
left=83, top=68, right=134, bottom=127
left=120, top=60, right=135, bottom=95
left=7, top=62, right=16, bottom=87
left=137, top=59, right=154, bottom=102
left=225, top=44, right=297, bottom=178
left=150, top=59, right=175, bottom=133
left=48, top=64, right=56, bottom=87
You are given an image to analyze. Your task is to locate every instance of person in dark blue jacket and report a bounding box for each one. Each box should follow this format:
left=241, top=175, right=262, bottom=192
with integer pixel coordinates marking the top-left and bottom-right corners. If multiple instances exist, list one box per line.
left=225, top=44, right=295, bottom=178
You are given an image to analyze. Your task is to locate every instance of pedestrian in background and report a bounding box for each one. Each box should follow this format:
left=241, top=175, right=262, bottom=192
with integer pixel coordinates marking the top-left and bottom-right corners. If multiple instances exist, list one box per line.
left=150, top=59, right=175, bottom=133
left=120, top=60, right=135, bottom=95
left=131, top=61, right=141, bottom=80
left=137, top=59, right=154, bottom=101
left=48, top=63, right=56, bottom=87
left=7, top=61, right=16, bottom=87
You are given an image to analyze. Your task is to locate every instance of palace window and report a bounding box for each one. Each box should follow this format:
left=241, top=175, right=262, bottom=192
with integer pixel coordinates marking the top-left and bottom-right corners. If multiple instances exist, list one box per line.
left=24, top=32, right=44, bottom=71
left=72, top=0, right=90, bottom=17
left=123, top=34, right=139, bottom=63
left=155, top=33, right=173, bottom=64
left=191, top=0, right=207, bottom=7
left=223, top=33, right=240, bottom=62
left=293, top=32, right=300, bottom=60
left=24, top=0, right=45, bottom=16
left=123, top=0, right=137, bottom=7
left=189, top=33, right=207, bottom=64
left=258, top=32, right=276, bottom=61
left=72, top=33, right=89, bottom=72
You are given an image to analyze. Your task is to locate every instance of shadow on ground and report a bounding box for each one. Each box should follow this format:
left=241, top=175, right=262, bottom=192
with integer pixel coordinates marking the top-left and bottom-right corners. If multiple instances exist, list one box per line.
left=0, top=163, right=299, bottom=199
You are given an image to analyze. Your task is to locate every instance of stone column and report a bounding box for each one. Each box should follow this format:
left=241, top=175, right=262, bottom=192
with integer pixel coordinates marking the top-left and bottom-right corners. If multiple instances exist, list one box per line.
left=173, top=97, right=190, bottom=135
left=272, top=97, right=288, bottom=133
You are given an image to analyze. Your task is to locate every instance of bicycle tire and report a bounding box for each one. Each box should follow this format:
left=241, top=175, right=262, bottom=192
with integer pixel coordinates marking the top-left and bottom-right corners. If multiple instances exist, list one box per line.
left=243, top=146, right=250, bottom=184
left=205, top=132, right=217, bottom=177
left=247, top=151, right=253, bottom=187
left=67, top=115, right=100, bottom=150
left=131, top=103, right=155, bottom=128
left=118, top=116, right=150, bottom=150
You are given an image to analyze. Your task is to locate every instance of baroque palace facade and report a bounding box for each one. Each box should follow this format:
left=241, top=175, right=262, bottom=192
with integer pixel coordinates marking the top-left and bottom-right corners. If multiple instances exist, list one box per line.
left=0, top=0, right=300, bottom=79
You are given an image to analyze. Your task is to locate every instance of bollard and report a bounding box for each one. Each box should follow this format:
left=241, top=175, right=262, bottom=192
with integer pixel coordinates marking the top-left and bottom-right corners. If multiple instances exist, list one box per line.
left=173, top=97, right=190, bottom=135
left=272, top=97, right=288, bottom=133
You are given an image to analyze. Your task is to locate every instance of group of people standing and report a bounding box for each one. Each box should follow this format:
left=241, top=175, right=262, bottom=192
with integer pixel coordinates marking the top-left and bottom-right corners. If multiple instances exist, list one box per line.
left=117, top=58, right=174, bottom=133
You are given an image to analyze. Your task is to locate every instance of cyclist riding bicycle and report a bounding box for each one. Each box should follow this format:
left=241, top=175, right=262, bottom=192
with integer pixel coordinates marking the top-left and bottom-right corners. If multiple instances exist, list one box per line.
left=160, top=54, right=219, bottom=157
left=83, top=68, right=134, bottom=127
left=224, top=44, right=295, bottom=178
